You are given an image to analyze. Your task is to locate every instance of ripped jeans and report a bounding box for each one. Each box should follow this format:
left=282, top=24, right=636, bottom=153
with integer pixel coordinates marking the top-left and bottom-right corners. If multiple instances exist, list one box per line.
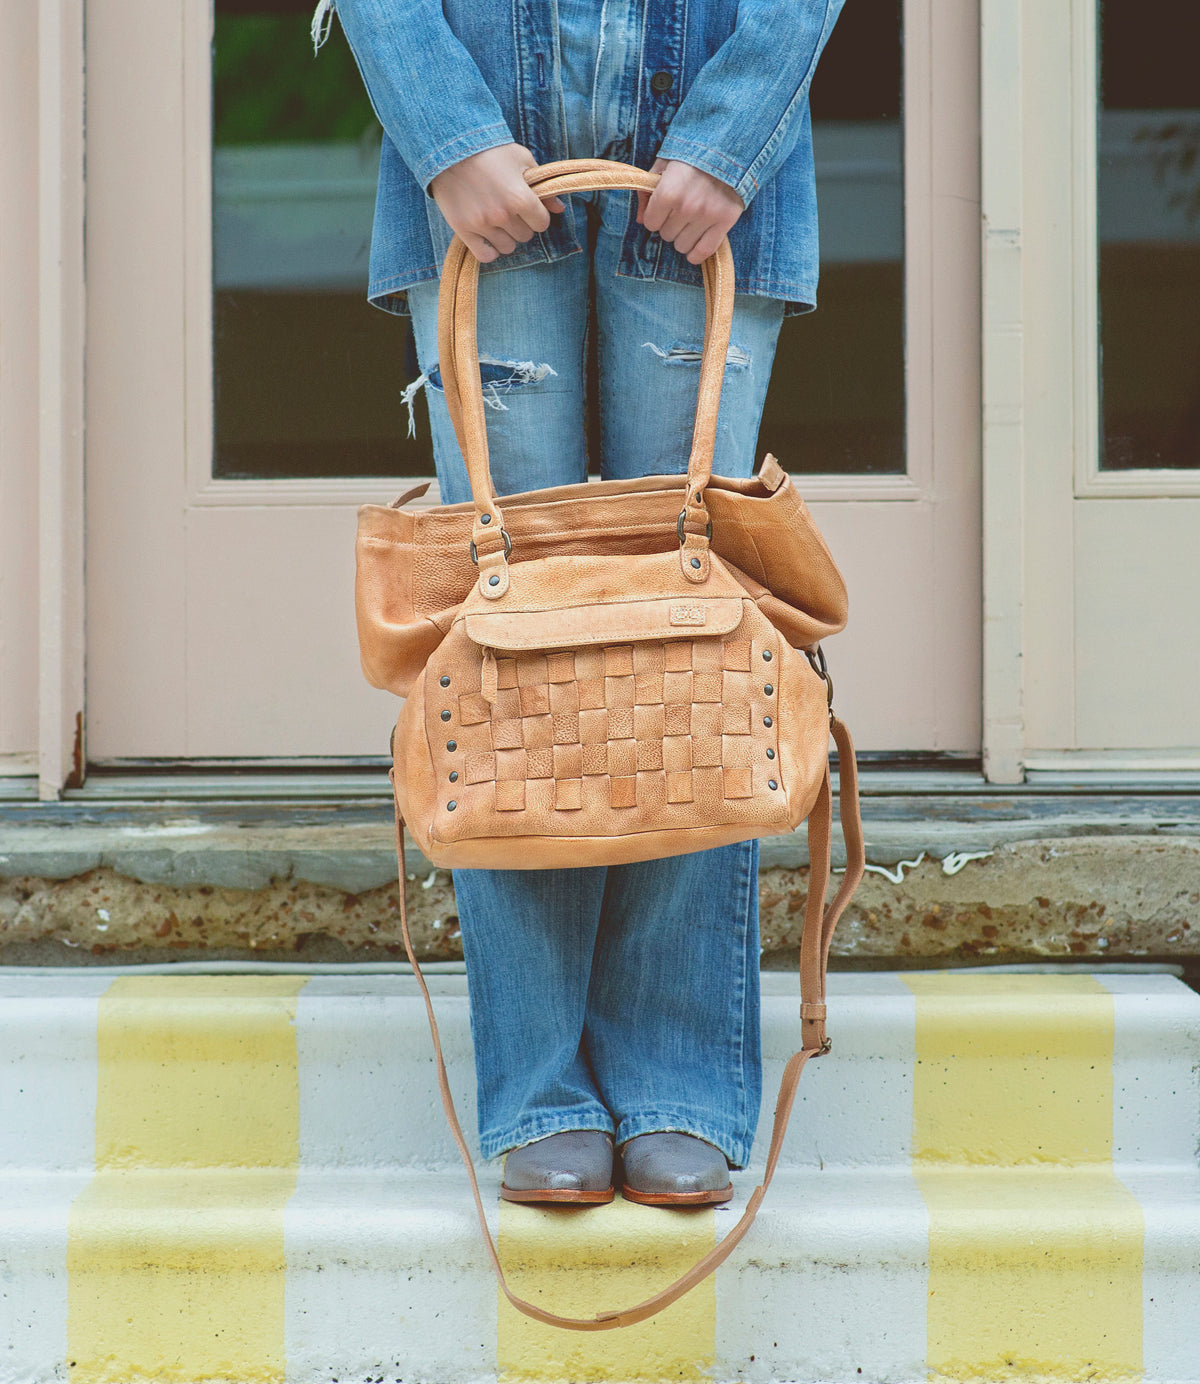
left=402, top=187, right=786, bottom=496
left=402, top=191, right=785, bottom=1168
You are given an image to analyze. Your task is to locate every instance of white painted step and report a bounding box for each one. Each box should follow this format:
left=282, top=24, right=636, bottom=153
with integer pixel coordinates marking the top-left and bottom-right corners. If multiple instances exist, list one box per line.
left=4, top=971, right=1197, bottom=1170
left=0, top=971, right=1198, bottom=1384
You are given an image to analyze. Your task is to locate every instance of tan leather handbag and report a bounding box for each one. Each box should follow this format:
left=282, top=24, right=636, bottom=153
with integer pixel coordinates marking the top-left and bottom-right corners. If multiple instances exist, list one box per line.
left=356, top=159, right=865, bottom=1330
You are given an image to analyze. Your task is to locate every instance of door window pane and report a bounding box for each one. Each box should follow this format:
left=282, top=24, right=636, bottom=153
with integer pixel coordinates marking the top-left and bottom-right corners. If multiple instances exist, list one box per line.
left=212, top=0, right=431, bottom=478
left=212, top=1, right=904, bottom=480
left=760, top=0, right=905, bottom=475
left=1098, top=0, right=1200, bottom=470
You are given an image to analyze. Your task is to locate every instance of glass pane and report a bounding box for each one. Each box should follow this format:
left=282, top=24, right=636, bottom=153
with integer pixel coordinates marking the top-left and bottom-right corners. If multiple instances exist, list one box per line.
left=212, top=0, right=431, bottom=478
left=760, top=0, right=905, bottom=474
left=1098, top=0, right=1200, bottom=470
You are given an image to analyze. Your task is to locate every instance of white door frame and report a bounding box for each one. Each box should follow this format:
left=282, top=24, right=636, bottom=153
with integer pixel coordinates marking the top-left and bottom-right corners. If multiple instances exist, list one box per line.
left=979, top=0, right=1027, bottom=784
left=36, top=0, right=86, bottom=800
left=981, top=0, right=1200, bottom=782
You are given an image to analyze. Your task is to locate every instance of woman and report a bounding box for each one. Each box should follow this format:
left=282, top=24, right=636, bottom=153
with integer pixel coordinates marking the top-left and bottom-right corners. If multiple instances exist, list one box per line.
left=317, top=0, right=844, bottom=1205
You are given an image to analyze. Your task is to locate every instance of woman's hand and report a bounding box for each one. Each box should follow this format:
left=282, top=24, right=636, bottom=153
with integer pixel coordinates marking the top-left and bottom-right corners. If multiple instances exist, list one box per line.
left=635, top=157, right=746, bottom=264
left=429, top=144, right=567, bottom=264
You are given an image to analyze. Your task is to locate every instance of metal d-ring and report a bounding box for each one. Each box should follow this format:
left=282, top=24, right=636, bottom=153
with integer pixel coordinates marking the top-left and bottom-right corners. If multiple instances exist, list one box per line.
left=805, top=644, right=835, bottom=710
left=676, top=510, right=713, bottom=545
left=469, top=528, right=512, bottom=565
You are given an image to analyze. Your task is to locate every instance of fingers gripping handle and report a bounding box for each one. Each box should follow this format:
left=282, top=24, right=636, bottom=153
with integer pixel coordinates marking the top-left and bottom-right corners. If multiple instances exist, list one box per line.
left=434, top=159, right=737, bottom=576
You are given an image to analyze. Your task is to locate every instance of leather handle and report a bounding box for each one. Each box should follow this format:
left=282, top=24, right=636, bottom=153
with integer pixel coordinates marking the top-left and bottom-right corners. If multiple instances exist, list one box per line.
left=387, top=713, right=865, bottom=1332
left=434, top=158, right=737, bottom=578
left=437, top=166, right=725, bottom=483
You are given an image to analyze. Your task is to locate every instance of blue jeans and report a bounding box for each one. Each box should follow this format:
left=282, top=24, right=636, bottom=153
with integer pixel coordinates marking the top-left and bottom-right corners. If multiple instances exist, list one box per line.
left=401, top=0, right=785, bottom=1168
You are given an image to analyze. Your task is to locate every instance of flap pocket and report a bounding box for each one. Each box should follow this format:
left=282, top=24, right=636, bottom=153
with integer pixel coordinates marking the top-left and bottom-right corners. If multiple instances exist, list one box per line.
left=464, top=597, right=744, bottom=652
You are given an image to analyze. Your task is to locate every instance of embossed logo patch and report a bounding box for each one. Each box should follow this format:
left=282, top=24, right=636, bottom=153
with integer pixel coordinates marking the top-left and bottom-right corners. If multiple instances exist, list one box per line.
left=669, top=604, right=707, bottom=626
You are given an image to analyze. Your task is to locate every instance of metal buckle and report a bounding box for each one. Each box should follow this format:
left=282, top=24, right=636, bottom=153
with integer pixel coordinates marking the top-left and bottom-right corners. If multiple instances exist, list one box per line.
left=805, top=644, right=835, bottom=712
left=469, top=528, right=512, bottom=565
left=676, top=510, right=713, bottom=544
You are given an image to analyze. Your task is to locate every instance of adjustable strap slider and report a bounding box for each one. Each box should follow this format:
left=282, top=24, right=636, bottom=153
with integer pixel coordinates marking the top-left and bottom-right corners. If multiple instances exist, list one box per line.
left=801, top=1002, right=831, bottom=1056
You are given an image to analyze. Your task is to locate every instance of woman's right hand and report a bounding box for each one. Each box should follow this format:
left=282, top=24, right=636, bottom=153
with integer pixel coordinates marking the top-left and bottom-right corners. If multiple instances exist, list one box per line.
left=429, top=144, right=567, bottom=264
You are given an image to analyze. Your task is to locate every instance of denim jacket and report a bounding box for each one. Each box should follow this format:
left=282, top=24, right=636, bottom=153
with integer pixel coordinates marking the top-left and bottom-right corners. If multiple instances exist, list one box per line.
left=312, top=0, right=844, bottom=318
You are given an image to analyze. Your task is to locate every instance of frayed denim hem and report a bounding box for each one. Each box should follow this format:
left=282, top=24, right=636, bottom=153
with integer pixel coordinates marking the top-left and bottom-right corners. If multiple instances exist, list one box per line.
left=614, top=1110, right=754, bottom=1171
left=481, top=1112, right=616, bottom=1163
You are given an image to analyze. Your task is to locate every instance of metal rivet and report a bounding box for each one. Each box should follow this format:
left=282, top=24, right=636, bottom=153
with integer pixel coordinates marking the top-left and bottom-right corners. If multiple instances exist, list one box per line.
left=447, top=800, right=457, bottom=811
left=449, top=771, right=459, bottom=783
left=766, top=748, right=776, bottom=760
left=440, top=675, right=451, bottom=687
left=481, top=513, right=491, bottom=524
left=690, top=557, right=702, bottom=569
left=446, top=740, right=457, bottom=752
left=763, top=650, right=772, bottom=661
left=764, top=684, right=774, bottom=696
left=489, top=574, right=500, bottom=586
left=768, top=779, right=778, bottom=791
left=440, top=709, right=451, bottom=722
left=763, top=715, right=773, bottom=727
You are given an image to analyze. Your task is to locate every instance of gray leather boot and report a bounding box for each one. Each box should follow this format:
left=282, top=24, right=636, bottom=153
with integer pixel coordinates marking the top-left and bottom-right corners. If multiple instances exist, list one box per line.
left=620, top=1132, right=734, bottom=1205
left=500, top=1130, right=615, bottom=1204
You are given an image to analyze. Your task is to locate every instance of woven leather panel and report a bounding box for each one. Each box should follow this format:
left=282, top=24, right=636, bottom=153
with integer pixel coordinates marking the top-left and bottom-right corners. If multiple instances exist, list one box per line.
left=425, top=607, right=799, bottom=843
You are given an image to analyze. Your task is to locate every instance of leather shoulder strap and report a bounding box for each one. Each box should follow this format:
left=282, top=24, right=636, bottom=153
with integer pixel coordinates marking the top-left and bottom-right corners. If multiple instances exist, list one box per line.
left=388, top=714, right=864, bottom=1332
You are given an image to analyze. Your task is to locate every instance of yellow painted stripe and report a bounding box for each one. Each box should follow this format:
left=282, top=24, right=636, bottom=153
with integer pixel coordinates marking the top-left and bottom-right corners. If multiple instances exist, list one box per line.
left=67, top=976, right=307, bottom=1384
left=904, top=974, right=1144, bottom=1382
left=497, top=1198, right=715, bottom=1382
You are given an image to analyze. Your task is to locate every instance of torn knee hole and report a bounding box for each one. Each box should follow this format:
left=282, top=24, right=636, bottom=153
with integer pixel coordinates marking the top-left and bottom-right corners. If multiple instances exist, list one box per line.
left=399, top=356, right=558, bottom=437
left=642, top=340, right=752, bottom=368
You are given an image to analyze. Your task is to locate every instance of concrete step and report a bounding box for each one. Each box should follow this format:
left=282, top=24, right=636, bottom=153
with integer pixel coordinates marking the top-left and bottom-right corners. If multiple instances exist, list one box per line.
left=5, top=788, right=1200, bottom=972
left=1, top=970, right=1198, bottom=1383
left=4, top=971, right=1196, bottom=1170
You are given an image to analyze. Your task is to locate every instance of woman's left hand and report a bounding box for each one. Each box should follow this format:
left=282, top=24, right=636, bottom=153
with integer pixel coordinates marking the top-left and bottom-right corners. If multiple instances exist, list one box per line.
left=635, top=157, right=746, bottom=264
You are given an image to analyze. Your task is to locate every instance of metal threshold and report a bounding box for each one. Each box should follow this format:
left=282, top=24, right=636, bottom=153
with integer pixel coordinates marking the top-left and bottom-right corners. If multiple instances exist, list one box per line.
left=59, top=761, right=1200, bottom=801
left=4, top=755, right=1200, bottom=806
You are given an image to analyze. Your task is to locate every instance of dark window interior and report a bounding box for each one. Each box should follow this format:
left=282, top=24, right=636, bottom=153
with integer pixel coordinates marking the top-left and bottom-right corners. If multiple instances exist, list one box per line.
left=1098, top=0, right=1200, bottom=470
left=212, top=0, right=905, bottom=479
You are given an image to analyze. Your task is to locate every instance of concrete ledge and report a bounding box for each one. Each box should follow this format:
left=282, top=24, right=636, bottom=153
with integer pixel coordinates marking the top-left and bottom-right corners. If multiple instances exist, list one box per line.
left=761, top=834, right=1200, bottom=963
left=1, top=793, right=1197, bottom=966
left=4, top=792, right=1200, bottom=886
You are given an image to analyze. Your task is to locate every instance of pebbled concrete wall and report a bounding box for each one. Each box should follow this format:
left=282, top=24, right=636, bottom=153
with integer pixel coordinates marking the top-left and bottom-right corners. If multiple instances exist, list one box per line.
left=760, top=835, right=1200, bottom=963
left=2, top=833, right=1197, bottom=967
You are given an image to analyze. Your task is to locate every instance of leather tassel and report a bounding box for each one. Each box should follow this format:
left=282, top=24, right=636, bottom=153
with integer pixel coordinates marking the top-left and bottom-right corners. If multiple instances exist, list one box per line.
left=481, top=645, right=498, bottom=704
